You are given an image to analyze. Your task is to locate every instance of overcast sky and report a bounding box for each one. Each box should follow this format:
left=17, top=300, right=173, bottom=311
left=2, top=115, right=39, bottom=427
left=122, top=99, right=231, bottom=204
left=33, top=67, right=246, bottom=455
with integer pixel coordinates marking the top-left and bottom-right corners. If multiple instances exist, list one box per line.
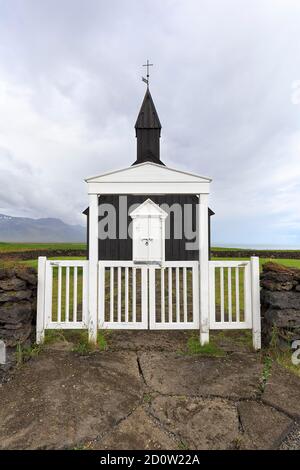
left=0, top=0, right=300, bottom=247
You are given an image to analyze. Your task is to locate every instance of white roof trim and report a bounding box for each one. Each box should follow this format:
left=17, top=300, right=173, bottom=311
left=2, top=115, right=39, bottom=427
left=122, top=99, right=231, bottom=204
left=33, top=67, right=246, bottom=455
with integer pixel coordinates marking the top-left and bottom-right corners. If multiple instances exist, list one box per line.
left=85, top=161, right=212, bottom=183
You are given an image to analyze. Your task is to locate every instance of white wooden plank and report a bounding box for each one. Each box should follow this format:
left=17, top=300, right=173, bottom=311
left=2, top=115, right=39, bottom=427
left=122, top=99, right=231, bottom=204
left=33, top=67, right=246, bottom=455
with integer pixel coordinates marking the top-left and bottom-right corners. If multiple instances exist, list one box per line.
left=209, top=323, right=252, bottom=331
left=110, top=267, right=114, bottom=322
left=65, top=266, right=70, bottom=322
left=208, top=263, right=216, bottom=327
left=141, top=267, right=148, bottom=327
left=220, top=267, right=224, bottom=323
left=161, top=268, right=165, bottom=324
left=244, top=264, right=252, bottom=327
left=49, top=260, right=88, bottom=267
left=176, top=267, right=180, bottom=323
left=36, top=256, right=47, bottom=344
left=199, top=193, right=209, bottom=345
left=98, top=263, right=105, bottom=328
left=228, top=267, right=232, bottom=323
left=47, top=322, right=87, bottom=330
left=149, top=267, right=156, bottom=329
left=82, top=263, right=89, bottom=325
left=57, top=265, right=62, bottom=323
left=183, top=267, right=187, bottom=323
left=209, top=261, right=250, bottom=268
left=251, top=257, right=261, bottom=350
left=100, top=322, right=148, bottom=330
left=73, top=267, right=78, bottom=322
left=168, top=267, right=172, bottom=322
left=118, top=267, right=121, bottom=322
left=132, top=267, right=136, bottom=323
left=235, top=267, right=240, bottom=323
left=125, top=267, right=129, bottom=323
left=192, top=265, right=200, bottom=328
left=88, top=193, right=98, bottom=343
left=47, top=264, right=53, bottom=325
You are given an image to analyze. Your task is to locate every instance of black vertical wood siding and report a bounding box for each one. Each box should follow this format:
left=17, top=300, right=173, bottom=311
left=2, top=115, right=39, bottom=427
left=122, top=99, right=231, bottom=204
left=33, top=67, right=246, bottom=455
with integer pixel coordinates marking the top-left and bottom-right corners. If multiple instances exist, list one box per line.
left=84, top=195, right=213, bottom=261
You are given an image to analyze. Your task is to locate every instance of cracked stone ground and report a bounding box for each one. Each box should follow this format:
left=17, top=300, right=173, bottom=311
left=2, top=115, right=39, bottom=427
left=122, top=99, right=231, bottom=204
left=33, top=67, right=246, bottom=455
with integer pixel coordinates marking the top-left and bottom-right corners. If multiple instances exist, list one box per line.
left=0, top=331, right=300, bottom=450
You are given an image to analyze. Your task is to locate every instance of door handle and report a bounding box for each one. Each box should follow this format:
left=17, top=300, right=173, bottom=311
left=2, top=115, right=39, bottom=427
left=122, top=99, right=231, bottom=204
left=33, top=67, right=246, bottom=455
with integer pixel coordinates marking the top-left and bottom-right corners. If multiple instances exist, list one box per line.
left=141, top=238, right=153, bottom=246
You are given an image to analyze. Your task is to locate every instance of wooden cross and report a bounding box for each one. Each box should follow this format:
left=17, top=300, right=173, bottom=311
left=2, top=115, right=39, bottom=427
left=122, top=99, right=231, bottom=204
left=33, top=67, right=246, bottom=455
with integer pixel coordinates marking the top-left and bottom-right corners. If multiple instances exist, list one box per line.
left=142, top=59, right=153, bottom=86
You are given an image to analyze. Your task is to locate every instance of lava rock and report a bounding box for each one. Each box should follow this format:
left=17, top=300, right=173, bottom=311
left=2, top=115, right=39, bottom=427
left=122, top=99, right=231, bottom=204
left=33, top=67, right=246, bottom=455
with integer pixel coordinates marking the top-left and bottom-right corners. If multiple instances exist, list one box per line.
left=0, top=278, right=26, bottom=292
left=264, top=308, right=300, bottom=329
left=261, top=290, right=300, bottom=310
left=0, top=301, right=32, bottom=324
left=15, top=267, right=37, bottom=286
left=0, top=290, right=32, bottom=303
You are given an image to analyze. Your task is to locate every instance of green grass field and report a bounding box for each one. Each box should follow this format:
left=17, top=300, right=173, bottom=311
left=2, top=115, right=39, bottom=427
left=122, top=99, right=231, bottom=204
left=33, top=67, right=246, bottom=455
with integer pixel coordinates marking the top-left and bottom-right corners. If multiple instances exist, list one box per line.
left=212, top=246, right=300, bottom=252
left=0, top=242, right=86, bottom=253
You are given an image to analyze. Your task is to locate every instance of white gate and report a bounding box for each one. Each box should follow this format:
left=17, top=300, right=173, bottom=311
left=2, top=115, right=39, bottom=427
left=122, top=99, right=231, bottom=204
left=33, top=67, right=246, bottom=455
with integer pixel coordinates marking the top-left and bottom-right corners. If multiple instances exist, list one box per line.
left=208, top=258, right=261, bottom=349
left=36, top=258, right=89, bottom=343
left=149, top=262, right=199, bottom=329
left=98, top=262, right=148, bottom=329
left=98, top=261, right=199, bottom=330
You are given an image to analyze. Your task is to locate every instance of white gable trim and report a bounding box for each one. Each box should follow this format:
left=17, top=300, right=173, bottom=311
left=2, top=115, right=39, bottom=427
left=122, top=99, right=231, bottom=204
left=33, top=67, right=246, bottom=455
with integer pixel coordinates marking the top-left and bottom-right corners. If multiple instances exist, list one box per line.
left=85, top=162, right=212, bottom=183
left=86, top=162, right=211, bottom=195
left=130, top=198, right=168, bottom=219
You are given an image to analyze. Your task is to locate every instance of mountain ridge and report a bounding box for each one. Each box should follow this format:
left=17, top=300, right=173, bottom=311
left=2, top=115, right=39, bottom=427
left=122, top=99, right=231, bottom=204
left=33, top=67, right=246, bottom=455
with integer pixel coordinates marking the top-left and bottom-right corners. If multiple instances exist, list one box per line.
left=0, top=213, right=85, bottom=242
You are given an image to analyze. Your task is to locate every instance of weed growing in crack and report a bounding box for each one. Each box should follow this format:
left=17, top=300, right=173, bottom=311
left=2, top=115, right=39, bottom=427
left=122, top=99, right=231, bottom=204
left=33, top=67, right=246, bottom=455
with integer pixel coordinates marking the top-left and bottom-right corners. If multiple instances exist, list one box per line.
left=269, top=326, right=280, bottom=351
left=259, top=354, right=272, bottom=392
left=44, top=330, right=68, bottom=345
left=178, top=440, right=189, bottom=450
left=69, top=330, right=111, bottom=355
left=15, top=343, right=41, bottom=366
left=72, top=341, right=94, bottom=355
left=97, top=331, right=109, bottom=351
left=232, top=436, right=243, bottom=450
left=72, top=441, right=92, bottom=450
left=143, top=393, right=152, bottom=404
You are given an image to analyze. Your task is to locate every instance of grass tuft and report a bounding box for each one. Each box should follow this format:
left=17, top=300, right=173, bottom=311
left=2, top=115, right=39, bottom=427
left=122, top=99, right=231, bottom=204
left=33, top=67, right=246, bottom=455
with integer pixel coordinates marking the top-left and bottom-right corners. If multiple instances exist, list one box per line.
left=97, top=331, right=109, bottom=351
left=266, top=326, right=300, bottom=378
left=259, top=354, right=273, bottom=392
left=185, top=334, right=225, bottom=357
left=15, top=342, right=42, bottom=366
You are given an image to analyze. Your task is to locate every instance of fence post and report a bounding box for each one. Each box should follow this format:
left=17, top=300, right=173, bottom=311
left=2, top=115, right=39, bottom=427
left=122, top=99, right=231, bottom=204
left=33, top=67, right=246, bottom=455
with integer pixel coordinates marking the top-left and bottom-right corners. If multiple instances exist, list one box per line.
left=251, top=256, right=261, bottom=350
left=88, top=193, right=99, bottom=344
left=36, top=256, right=47, bottom=344
left=199, top=194, right=209, bottom=345
left=0, top=340, right=6, bottom=365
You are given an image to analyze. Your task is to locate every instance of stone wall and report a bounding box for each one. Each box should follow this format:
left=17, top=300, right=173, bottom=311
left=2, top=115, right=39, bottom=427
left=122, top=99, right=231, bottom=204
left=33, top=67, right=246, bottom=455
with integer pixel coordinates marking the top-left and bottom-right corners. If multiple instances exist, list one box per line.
left=261, top=262, right=300, bottom=346
left=0, top=266, right=37, bottom=347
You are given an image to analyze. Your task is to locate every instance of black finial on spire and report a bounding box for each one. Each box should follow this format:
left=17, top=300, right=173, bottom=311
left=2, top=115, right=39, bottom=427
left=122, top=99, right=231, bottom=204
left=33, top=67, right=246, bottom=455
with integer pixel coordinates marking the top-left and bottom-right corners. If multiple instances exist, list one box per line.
left=142, top=59, right=153, bottom=87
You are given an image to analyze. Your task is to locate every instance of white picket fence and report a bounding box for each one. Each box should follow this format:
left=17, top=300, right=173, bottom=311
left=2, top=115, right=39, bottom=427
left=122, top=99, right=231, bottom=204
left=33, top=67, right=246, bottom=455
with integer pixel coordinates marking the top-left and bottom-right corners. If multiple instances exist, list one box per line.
left=36, top=256, right=261, bottom=349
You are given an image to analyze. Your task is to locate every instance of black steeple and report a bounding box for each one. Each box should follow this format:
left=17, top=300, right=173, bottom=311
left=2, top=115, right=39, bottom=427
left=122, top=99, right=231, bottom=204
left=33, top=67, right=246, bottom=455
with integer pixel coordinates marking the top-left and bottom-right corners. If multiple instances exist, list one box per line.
left=132, top=88, right=164, bottom=165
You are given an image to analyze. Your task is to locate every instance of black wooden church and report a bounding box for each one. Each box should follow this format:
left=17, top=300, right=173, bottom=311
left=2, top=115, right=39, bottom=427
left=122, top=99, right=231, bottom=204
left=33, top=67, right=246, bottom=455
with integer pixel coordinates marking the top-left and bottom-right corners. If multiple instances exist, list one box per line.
left=84, top=87, right=214, bottom=260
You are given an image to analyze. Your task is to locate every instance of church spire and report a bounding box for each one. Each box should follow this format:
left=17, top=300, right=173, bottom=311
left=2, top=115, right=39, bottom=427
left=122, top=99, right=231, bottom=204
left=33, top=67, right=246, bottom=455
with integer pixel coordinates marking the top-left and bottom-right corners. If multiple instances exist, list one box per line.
left=132, top=87, right=164, bottom=165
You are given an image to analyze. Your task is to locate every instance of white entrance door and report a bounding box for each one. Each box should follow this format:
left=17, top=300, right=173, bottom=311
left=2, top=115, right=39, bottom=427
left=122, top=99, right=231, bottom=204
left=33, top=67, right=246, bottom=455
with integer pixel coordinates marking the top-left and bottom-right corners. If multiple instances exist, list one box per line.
left=134, top=216, right=163, bottom=263
left=130, top=199, right=167, bottom=264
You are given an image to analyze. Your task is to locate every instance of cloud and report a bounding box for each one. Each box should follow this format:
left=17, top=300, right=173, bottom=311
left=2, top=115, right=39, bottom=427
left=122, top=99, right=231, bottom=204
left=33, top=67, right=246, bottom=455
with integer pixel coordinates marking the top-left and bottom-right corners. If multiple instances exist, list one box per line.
left=0, top=0, right=300, bottom=245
